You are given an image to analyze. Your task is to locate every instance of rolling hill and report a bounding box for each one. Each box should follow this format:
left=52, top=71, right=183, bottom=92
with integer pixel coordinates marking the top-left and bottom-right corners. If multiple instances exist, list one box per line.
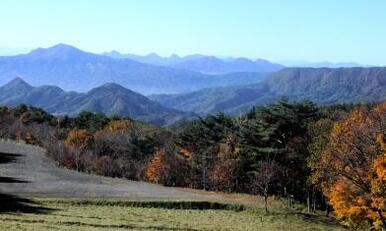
left=0, top=44, right=265, bottom=95
left=150, top=67, right=386, bottom=115
left=0, top=78, right=193, bottom=126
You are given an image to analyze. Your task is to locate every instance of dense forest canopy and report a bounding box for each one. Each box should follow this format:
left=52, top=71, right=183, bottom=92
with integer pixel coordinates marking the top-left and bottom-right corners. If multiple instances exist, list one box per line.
left=0, top=100, right=385, bottom=229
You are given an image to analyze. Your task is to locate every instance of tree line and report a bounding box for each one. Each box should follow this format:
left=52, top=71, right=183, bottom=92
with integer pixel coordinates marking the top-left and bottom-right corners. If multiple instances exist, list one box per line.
left=0, top=100, right=385, bottom=229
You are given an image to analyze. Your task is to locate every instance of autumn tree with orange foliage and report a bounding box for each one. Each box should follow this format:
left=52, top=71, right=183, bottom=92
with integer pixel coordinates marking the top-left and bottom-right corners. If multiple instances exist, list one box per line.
left=307, top=106, right=350, bottom=214
left=145, top=146, right=192, bottom=186
left=65, top=129, right=94, bottom=171
left=145, top=149, right=171, bottom=184
left=312, top=104, right=386, bottom=229
left=372, top=134, right=386, bottom=228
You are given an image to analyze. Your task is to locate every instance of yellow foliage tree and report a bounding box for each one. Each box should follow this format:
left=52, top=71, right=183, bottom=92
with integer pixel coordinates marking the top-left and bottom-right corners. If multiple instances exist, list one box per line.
left=103, top=120, right=134, bottom=133
left=312, top=104, right=386, bottom=229
left=65, top=129, right=93, bottom=150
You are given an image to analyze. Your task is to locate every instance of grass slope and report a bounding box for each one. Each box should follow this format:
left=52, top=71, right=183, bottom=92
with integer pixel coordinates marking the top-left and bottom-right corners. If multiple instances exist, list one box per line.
left=0, top=141, right=345, bottom=230
left=0, top=141, right=205, bottom=199
left=0, top=198, right=344, bottom=231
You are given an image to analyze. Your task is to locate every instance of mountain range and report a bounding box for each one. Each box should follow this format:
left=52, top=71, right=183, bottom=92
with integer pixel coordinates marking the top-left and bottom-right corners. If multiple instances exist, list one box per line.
left=103, top=51, right=284, bottom=74
left=0, top=78, right=193, bottom=126
left=103, top=51, right=199, bottom=66
left=2, top=66, right=386, bottom=125
left=150, top=67, right=386, bottom=115
left=2, top=44, right=386, bottom=122
left=0, top=44, right=268, bottom=95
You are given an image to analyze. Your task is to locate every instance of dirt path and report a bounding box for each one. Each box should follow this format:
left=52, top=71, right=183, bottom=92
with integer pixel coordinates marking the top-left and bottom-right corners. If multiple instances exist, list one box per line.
left=0, top=141, right=207, bottom=199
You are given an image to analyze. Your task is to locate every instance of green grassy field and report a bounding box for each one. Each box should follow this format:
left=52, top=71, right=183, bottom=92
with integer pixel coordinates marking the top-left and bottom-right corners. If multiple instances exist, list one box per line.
left=0, top=198, right=344, bottom=231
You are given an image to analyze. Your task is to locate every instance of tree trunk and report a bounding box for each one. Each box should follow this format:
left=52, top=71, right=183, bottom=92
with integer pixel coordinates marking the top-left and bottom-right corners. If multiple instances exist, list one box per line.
left=325, top=204, right=330, bottom=217
left=202, top=154, right=207, bottom=190
left=312, top=189, right=316, bottom=213
left=264, top=194, right=268, bottom=213
left=264, top=185, right=269, bottom=213
left=284, top=186, right=290, bottom=207
left=312, top=196, right=316, bottom=213
left=307, top=190, right=310, bottom=213
left=377, top=209, right=386, bottom=228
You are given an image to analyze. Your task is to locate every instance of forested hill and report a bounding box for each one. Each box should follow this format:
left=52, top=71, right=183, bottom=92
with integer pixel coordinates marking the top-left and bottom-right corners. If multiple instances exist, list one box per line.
left=150, top=67, right=386, bottom=115
left=0, top=78, right=193, bottom=126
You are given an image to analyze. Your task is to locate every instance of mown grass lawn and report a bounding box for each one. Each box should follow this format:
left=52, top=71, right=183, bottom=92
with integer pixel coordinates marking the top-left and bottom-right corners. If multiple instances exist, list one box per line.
left=0, top=199, right=344, bottom=231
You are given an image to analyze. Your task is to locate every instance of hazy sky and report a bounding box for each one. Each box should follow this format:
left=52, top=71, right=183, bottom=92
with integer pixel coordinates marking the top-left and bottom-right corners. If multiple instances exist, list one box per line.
left=0, top=0, right=386, bottom=65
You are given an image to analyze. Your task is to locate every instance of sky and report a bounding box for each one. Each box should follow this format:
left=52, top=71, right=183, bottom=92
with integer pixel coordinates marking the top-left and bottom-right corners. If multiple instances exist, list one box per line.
left=0, top=0, right=386, bottom=65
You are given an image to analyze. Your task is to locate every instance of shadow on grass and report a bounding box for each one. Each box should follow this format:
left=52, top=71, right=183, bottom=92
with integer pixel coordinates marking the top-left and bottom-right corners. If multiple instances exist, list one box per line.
left=0, top=151, right=53, bottom=214
left=0, top=193, right=54, bottom=214
left=0, top=176, right=29, bottom=183
left=250, top=208, right=343, bottom=229
left=293, top=212, right=343, bottom=228
left=0, top=152, right=21, bottom=164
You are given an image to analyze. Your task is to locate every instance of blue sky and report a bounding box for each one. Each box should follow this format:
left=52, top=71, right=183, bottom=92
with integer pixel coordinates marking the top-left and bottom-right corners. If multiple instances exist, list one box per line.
left=0, top=0, right=385, bottom=65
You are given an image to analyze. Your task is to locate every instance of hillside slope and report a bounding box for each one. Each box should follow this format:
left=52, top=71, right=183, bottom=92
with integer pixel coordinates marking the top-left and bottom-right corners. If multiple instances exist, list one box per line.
left=151, top=67, right=386, bottom=115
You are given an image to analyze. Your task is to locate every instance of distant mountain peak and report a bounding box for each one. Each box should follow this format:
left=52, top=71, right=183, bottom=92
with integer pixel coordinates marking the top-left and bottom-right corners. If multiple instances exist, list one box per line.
left=97, top=82, right=127, bottom=90
left=170, top=54, right=180, bottom=59
left=106, top=50, right=121, bottom=55
left=3, top=77, right=32, bottom=88
left=255, top=58, right=269, bottom=63
left=233, top=57, right=251, bottom=62
left=28, top=43, right=85, bottom=58
left=146, top=53, right=161, bottom=58
left=90, top=82, right=139, bottom=95
left=51, top=43, right=78, bottom=50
